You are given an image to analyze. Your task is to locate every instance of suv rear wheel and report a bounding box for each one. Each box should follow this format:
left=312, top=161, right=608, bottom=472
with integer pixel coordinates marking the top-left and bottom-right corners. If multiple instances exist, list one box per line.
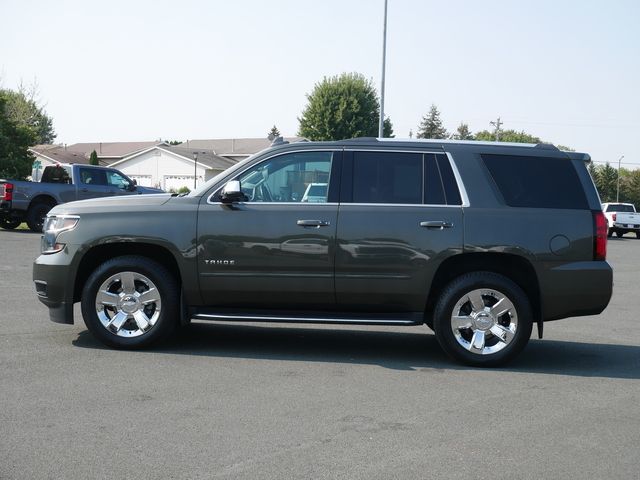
left=81, top=255, right=179, bottom=349
left=433, top=272, right=533, bottom=367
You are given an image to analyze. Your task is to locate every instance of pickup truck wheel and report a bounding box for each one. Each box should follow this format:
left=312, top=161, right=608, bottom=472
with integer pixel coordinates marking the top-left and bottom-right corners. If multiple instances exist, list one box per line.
left=615, top=230, right=623, bottom=238
left=433, top=272, right=533, bottom=367
left=0, top=218, right=21, bottom=230
left=26, top=202, right=54, bottom=232
left=81, top=256, right=178, bottom=349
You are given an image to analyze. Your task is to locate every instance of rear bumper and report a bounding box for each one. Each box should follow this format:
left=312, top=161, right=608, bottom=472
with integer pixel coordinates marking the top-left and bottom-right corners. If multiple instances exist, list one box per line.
left=540, top=261, right=613, bottom=321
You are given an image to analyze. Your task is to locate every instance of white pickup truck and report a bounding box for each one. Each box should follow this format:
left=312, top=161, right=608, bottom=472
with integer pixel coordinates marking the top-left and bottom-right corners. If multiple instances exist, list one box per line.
left=602, top=203, right=640, bottom=238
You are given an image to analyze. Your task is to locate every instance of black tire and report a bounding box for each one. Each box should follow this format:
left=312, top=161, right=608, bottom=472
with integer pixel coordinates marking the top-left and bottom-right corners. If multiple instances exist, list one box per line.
left=432, top=272, right=533, bottom=367
left=26, top=202, right=54, bottom=232
left=636, top=231, right=640, bottom=239
left=607, top=228, right=613, bottom=238
left=0, top=218, right=21, bottom=230
left=81, top=255, right=179, bottom=349
left=615, top=230, right=624, bottom=238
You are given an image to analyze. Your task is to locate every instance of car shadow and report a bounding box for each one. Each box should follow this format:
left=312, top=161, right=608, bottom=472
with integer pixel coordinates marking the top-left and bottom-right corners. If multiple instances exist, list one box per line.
left=72, top=322, right=640, bottom=379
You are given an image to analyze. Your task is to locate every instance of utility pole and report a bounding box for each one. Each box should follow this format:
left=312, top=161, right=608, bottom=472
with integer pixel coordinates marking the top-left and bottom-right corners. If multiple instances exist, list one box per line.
left=616, top=154, right=624, bottom=202
left=490, top=117, right=503, bottom=141
left=378, top=0, right=388, bottom=138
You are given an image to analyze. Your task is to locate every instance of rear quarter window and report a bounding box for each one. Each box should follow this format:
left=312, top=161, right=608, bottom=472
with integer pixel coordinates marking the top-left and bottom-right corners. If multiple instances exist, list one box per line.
left=482, top=154, right=588, bottom=209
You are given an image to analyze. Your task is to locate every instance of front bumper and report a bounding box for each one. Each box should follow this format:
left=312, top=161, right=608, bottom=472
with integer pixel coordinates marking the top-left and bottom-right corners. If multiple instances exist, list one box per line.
left=33, top=244, right=80, bottom=325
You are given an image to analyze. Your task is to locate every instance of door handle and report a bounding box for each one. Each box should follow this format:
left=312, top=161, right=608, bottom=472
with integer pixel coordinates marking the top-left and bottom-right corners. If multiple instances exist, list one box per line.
left=80, top=188, right=89, bottom=193
left=420, top=221, right=453, bottom=229
left=297, top=219, right=330, bottom=228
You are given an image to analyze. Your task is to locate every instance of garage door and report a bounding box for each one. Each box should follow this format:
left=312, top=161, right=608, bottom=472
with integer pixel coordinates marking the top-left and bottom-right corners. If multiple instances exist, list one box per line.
left=128, top=175, right=153, bottom=187
left=164, top=175, right=203, bottom=192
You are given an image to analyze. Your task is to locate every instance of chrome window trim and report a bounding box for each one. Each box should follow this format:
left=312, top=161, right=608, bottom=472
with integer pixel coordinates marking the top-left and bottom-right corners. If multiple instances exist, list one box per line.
left=207, top=202, right=339, bottom=206
left=205, top=147, right=470, bottom=208
left=206, top=148, right=341, bottom=205
left=339, top=203, right=463, bottom=208
left=445, top=151, right=470, bottom=207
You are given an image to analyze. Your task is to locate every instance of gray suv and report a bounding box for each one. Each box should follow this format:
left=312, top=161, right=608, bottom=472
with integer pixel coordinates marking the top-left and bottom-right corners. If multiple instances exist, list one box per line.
left=33, top=138, right=613, bottom=366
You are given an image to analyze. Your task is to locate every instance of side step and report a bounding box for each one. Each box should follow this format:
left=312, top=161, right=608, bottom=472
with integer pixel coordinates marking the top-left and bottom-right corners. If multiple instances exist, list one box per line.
left=191, top=310, right=423, bottom=326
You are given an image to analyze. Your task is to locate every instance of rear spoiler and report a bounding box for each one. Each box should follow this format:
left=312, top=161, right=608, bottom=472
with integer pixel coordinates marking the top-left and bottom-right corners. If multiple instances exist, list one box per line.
left=564, top=152, right=591, bottom=163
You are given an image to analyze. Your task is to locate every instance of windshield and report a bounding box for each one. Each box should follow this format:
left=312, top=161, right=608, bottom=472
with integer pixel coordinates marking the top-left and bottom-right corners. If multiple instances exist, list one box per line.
left=187, top=147, right=273, bottom=197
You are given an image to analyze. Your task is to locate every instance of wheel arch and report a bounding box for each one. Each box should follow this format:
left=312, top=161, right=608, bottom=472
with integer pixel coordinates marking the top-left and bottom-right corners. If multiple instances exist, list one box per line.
left=29, top=194, right=57, bottom=208
left=73, top=242, right=183, bottom=303
left=426, top=252, right=541, bottom=324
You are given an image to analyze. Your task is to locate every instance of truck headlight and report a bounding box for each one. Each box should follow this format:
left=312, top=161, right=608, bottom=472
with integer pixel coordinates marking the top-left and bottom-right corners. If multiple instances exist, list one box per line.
left=42, top=215, right=80, bottom=254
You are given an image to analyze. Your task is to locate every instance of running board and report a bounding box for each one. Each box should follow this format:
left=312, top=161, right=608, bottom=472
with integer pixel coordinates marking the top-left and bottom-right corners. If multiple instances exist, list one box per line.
left=191, top=311, right=422, bottom=326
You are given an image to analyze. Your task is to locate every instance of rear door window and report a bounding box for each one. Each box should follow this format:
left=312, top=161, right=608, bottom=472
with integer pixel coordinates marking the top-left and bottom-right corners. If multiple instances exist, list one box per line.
left=352, top=152, right=422, bottom=204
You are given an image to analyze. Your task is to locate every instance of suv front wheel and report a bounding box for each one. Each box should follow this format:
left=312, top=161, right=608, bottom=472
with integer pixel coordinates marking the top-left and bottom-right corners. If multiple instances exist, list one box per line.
left=433, top=272, right=533, bottom=367
left=81, top=255, right=179, bottom=349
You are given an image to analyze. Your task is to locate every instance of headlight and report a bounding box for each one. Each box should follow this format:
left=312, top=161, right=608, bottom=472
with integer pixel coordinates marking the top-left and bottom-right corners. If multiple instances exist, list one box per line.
left=42, top=215, right=80, bottom=254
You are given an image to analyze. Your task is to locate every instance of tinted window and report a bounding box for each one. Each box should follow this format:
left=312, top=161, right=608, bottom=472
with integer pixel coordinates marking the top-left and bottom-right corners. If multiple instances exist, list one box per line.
left=353, top=152, right=422, bottom=204
left=605, top=204, right=635, bottom=213
left=482, top=154, right=588, bottom=209
left=424, top=154, right=446, bottom=205
left=79, top=168, right=107, bottom=186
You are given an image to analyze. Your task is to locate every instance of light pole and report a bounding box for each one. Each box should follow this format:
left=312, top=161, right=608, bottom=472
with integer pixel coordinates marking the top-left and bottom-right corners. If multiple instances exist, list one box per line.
left=193, top=152, right=198, bottom=190
left=616, top=154, right=624, bottom=202
left=378, top=0, right=388, bottom=138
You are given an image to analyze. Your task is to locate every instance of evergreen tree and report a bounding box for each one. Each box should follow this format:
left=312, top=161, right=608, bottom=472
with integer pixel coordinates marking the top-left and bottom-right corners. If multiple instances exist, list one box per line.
left=89, top=149, right=99, bottom=165
left=382, top=117, right=394, bottom=138
left=416, top=104, right=448, bottom=139
left=453, top=122, right=474, bottom=140
left=268, top=125, right=281, bottom=140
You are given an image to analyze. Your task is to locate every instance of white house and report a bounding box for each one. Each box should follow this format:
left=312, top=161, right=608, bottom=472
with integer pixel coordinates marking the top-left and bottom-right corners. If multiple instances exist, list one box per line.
left=29, top=137, right=300, bottom=191
left=109, top=145, right=236, bottom=191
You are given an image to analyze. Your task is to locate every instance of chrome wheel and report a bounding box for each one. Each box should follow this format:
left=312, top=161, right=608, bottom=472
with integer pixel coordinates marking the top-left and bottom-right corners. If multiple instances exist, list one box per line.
left=450, top=288, right=518, bottom=355
left=95, top=271, right=161, bottom=338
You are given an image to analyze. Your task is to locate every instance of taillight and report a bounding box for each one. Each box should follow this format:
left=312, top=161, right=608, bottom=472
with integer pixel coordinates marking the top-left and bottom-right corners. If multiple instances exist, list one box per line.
left=593, top=210, right=607, bottom=261
left=1, top=183, right=13, bottom=201
left=612, top=213, right=617, bottom=222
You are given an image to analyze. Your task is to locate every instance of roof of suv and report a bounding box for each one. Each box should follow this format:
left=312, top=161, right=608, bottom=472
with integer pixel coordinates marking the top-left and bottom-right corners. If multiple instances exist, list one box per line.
left=269, top=137, right=590, bottom=161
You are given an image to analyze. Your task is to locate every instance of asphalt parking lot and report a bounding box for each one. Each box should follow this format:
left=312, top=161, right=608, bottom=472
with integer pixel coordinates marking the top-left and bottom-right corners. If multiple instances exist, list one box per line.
left=1, top=230, right=639, bottom=480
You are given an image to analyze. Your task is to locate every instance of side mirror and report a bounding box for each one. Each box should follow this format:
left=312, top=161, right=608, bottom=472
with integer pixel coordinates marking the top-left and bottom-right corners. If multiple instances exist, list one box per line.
left=220, top=180, right=246, bottom=203
left=127, top=180, right=137, bottom=191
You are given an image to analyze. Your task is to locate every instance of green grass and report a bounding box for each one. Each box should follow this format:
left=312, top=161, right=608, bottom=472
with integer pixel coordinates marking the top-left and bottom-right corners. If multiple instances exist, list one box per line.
left=16, top=223, right=29, bottom=230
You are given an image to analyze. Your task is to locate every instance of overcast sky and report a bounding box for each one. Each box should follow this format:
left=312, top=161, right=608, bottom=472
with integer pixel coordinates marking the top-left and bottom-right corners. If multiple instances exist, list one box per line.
left=2, top=0, right=638, bottom=167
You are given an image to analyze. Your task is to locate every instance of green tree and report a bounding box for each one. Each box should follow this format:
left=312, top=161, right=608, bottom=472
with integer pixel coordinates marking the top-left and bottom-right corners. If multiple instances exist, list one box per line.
left=89, top=150, right=99, bottom=165
left=416, top=104, right=448, bottom=139
left=625, top=170, right=640, bottom=207
left=1, top=83, right=56, bottom=144
left=298, top=72, right=390, bottom=140
left=475, top=129, right=541, bottom=143
left=452, top=122, right=474, bottom=140
left=0, top=92, right=37, bottom=179
left=168, top=140, right=182, bottom=145
left=382, top=117, right=394, bottom=138
left=587, top=162, right=599, bottom=183
left=593, top=163, right=619, bottom=202
left=268, top=125, right=281, bottom=140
